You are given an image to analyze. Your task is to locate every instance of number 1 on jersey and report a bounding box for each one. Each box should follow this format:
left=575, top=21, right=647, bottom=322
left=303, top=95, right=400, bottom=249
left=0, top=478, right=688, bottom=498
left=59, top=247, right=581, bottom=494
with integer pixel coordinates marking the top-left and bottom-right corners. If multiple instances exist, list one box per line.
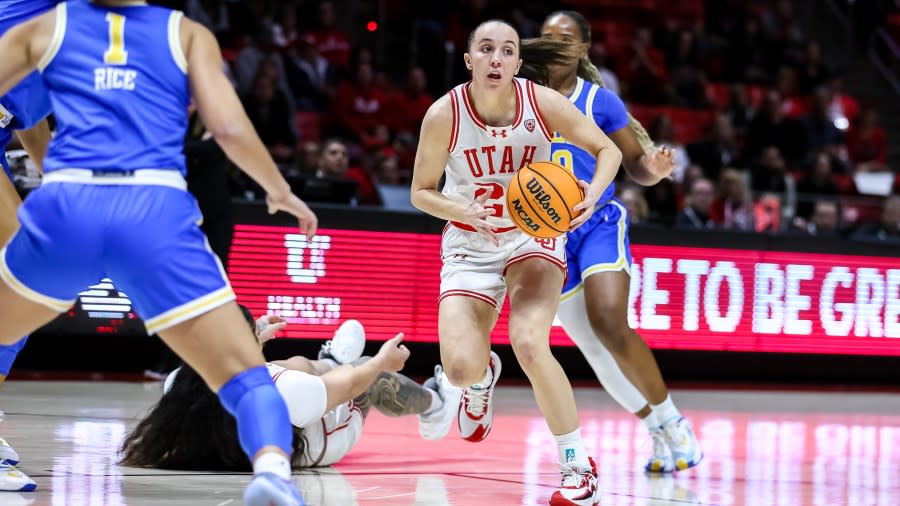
left=104, top=13, right=128, bottom=65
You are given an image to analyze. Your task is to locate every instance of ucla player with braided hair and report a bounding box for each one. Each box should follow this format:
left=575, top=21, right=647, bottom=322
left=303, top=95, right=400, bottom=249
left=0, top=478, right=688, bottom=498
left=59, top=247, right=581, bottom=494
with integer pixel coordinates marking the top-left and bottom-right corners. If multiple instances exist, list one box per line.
left=0, top=0, right=60, bottom=493
left=521, top=10, right=703, bottom=473
left=0, top=1, right=328, bottom=504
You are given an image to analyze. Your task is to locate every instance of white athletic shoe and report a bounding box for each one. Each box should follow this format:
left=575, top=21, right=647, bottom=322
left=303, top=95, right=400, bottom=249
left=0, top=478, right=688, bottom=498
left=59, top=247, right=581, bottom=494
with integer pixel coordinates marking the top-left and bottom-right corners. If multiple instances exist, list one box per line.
left=457, top=351, right=501, bottom=443
left=318, top=320, right=366, bottom=365
left=418, top=365, right=463, bottom=441
left=549, top=457, right=600, bottom=506
left=644, top=428, right=674, bottom=473
left=0, top=437, right=20, bottom=466
left=661, top=417, right=703, bottom=471
left=0, top=462, right=36, bottom=492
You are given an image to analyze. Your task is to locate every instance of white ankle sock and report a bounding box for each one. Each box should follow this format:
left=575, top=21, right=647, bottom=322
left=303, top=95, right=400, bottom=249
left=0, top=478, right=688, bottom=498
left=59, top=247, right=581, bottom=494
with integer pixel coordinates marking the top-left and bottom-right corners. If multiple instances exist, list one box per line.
left=651, top=395, right=682, bottom=426
left=641, top=410, right=659, bottom=431
left=553, top=428, right=590, bottom=468
left=253, top=452, right=291, bottom=481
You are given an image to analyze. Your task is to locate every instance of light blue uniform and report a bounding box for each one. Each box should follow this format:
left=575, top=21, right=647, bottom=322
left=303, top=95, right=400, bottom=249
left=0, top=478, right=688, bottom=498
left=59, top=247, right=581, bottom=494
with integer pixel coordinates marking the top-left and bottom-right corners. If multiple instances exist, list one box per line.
left=552, top=77, right=633, bottom=298
left=0, top=1, right=233, bottom=334
left=0, top=0, right=58, bottom=178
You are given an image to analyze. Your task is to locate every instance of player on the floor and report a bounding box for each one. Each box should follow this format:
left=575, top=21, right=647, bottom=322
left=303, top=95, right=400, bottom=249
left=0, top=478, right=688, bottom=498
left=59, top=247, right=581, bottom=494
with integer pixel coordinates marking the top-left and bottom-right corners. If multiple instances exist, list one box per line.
left=410, top=19, right=622, bottom=506
left=529, top=10, right=702, bottom=472
left=0, top=2, right=322, bottom=504
left=120, top=310, right=454, bottom=470
left=0, top=0, right=60, bottom=493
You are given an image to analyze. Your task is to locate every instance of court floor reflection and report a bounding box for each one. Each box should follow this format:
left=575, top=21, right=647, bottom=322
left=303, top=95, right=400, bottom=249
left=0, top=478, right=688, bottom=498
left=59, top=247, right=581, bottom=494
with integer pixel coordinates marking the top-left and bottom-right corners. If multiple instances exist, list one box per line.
left=2, top=381, right=899, bottom=505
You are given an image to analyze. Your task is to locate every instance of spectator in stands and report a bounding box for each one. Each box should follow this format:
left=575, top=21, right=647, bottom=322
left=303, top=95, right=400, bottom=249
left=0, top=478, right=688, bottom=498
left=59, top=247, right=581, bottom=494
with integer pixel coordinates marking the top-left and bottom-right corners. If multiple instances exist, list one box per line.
left=687, top=114, right=741, bottom=181
left=242, top=70, right=295, bottom=164
left=386, top=67, right=434, bottom=137
left=850, top=195, right=900, bottom=244
left=616, top=184, right=649, bottom=225
left=747, top=90, right=808, bottom=164
left=802, top=87, right=844, bottom=154
left=675, top=178, right=717, bottom=230
left=724, top=84, right=756, bottom=136
left=373, top=150, right=406, bottom=185
left=234, top=28, right=289, bottom=97
left=826, top=76, right=860, bottom=126
left=271, top=3, right=299, bottom=49
left=669, top=31, right=713, bottom=109
left=304, top=1, right=352, bottom=69
left=792, top=199, right=841, bottom=238
left=846, top=108, right=887, bottom=164
left=589, top=42, right=620, bottom=95
left=333, top=62, right=388, bottom=142
left=795, top=152, right=840, bottom=218
left=649, top=114, right=690, bottom=183
left=644, top=178, right=679, bottom=227
left=798, top=41, right=831, bottom=93
left=713, top=169, right=755, bottom=231
left=727, top=16, right=771, bottom=83
left=297, top=141, right=321, bottom=177
left=751, top=145, right=790, bottom=194
left=754, top=193, right=782, bottom=233
left=315, top=138, right=380, bottom=205
left=284, top=33, right=335, bottom=111
left=626, top=27, right=668, bottom=104
left=774, top=66, right=807, bottom=118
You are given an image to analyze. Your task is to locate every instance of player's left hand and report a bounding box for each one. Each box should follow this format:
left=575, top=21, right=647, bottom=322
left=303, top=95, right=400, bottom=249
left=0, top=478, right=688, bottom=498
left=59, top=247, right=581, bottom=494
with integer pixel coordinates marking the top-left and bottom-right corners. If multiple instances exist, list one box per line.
left=255, top=314, right=288, bottom=344
left=569, top=180, right=601, bottom=231
left=267, top=191, right=318, bottom=239
left=643, top=146, right=676, bottom=180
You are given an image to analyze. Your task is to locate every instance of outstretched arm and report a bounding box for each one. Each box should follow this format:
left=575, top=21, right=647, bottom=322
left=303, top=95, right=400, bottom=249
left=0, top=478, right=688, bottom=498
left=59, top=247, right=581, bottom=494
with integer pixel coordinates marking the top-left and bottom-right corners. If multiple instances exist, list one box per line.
left=0, top=10, right=53, bottom=98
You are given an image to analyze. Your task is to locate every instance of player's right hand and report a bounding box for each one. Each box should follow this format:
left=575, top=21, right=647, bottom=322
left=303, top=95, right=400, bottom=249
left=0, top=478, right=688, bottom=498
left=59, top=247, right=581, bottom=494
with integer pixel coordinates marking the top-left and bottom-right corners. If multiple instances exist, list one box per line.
left=375, top=333, right=410, bottom=372
left=266, top=191, right=318, bottom=239
left=460, top=191, right=499, bottom=246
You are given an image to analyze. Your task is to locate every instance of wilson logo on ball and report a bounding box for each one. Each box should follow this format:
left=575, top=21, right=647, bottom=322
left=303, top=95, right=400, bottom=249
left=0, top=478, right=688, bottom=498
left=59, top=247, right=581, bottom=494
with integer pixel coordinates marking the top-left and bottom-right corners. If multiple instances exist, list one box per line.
left=505, top=161, right=583, bottom=239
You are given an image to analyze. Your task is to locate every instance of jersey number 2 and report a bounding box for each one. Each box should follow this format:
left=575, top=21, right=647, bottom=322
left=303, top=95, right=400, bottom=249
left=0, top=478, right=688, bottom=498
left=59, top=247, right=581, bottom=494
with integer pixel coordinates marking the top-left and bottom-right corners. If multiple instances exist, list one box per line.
left=104, top=13, right=128, bottom=65
left=474, top=183, right=504, bottom=218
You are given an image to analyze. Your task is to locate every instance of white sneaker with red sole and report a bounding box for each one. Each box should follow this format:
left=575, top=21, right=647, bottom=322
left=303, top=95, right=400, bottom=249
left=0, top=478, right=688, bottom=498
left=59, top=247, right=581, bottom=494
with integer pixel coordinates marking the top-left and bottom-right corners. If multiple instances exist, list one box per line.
left=549, top=457, right=600, bottom=506
left=457, top=351, right=501, bottom=442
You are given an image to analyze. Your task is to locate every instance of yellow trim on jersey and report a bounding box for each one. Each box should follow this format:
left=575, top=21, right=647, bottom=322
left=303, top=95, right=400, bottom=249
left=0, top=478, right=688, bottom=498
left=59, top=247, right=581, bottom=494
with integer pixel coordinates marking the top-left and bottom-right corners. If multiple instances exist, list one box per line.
left=581, top=200, right=630, bottom=279
left=584, top=83, right=600, bottom=122
left=37, top=2, right=67, bottom=72
left=0, top=248, right=74, bottom=312
left=144, top=285, right=236, bottom=335
left=168, top=11, right=188, bottom=73
left=560, top=283, right=583, bottom=303
left=567, top=77, right=584, bottom=104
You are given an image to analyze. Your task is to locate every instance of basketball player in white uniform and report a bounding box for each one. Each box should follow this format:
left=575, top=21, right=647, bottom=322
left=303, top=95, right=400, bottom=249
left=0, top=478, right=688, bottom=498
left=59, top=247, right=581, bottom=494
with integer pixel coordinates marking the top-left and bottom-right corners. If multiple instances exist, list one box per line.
left=411, top=20, right=622, bottom=506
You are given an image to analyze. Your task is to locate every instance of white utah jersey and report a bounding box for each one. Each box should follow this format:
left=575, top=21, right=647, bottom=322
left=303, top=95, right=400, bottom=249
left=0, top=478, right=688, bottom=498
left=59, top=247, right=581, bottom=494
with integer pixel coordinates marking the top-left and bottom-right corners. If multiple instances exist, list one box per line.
left=443, top=77, right=553, bottom=231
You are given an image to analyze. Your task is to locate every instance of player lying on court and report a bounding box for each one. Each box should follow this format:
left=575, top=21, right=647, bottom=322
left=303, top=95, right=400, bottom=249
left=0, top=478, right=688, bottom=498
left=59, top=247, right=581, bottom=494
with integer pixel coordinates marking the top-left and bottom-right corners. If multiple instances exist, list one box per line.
left=120, top=308, right=460, bottom=470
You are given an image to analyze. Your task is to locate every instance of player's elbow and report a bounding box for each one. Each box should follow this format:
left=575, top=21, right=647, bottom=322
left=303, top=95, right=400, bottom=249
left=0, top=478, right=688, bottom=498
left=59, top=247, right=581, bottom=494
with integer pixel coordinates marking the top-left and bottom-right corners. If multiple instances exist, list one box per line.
left=601, top=142, right=623, bottom=168
left=409, top=186, right=428, bottom=211
left=207, top=121, right=250, bottom=147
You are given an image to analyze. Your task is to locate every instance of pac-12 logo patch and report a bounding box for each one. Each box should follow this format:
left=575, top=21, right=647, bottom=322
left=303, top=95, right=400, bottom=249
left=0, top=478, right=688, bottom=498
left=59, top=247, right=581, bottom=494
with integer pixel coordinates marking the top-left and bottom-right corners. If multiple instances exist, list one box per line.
left=524, top=119, right=535, bottom=132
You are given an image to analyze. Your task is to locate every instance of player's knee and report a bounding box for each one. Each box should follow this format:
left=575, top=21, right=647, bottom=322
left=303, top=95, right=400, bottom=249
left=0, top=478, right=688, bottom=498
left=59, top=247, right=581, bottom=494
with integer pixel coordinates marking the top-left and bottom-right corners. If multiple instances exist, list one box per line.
left=509, top=333, right=550, bottom=372
left=587, top=310, right=630, bottom=353
left=444, top=357, right=486, bottom=387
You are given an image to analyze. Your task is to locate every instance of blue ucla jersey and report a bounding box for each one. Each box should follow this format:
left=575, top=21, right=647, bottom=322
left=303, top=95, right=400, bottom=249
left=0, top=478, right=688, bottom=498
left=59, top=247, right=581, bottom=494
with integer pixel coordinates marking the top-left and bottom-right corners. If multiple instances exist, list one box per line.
left=0, top=0, right=60, bottom=31
left=40, top=1, right=189, bottom=174
left=550, top=77, right=629, bottom=206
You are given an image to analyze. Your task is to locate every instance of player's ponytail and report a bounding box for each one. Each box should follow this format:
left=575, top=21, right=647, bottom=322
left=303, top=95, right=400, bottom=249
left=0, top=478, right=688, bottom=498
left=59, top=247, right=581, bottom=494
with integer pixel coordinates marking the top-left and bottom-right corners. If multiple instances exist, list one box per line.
left=541, top=10, right=656, bottom=152
left=518, top=38, right=579, bottom=87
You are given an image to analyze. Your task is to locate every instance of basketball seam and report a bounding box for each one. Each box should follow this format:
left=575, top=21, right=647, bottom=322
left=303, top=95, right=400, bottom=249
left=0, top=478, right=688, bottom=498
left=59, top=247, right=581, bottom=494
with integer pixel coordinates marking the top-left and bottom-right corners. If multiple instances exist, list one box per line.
left=529, top=163, right=575, bottom=222
left=515, top=168, right=565, bottom=234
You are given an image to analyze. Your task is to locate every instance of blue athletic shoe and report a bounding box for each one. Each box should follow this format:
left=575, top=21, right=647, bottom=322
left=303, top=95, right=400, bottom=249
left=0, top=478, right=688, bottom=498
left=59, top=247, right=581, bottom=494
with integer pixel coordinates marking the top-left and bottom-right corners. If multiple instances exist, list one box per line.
left=244, top=472, right=305, bottom=506
left=644, top=427, right=674, bottom=473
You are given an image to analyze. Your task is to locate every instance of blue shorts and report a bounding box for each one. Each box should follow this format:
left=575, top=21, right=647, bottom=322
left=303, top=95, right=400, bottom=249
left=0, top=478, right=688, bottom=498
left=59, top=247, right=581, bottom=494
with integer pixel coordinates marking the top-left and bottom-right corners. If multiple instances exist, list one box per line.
left=0, top=179, right=234, bottom=334
left=561, top=198, right=633, bottom=299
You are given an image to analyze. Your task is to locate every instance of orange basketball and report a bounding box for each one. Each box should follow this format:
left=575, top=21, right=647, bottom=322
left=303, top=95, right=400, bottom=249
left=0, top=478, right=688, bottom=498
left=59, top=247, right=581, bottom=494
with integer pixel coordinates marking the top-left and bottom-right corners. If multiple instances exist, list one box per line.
left=506, top=161, right=584, bottom=238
